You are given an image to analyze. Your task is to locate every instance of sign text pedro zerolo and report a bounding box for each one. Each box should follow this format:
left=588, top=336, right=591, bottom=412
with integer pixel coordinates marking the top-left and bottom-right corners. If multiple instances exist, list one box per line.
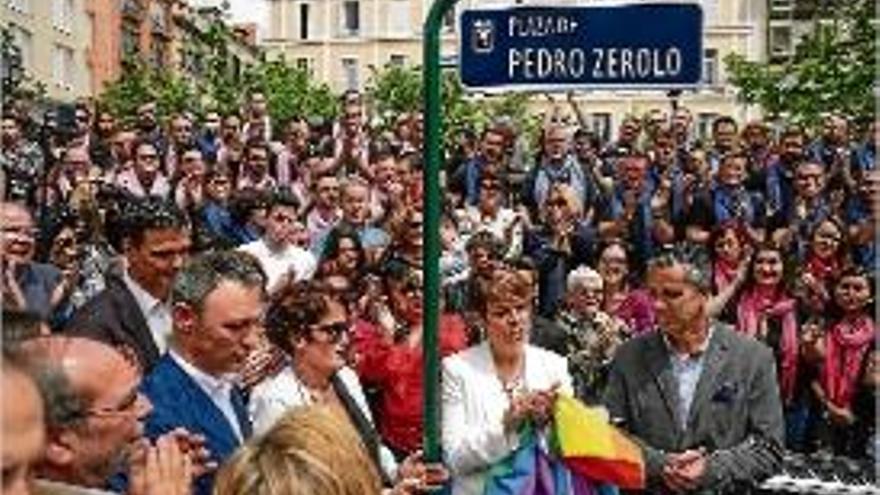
left=459, top=3, right=703, bottom=90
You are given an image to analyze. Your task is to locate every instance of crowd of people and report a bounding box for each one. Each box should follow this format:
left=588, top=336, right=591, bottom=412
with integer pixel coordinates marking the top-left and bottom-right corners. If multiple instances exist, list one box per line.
left=0, top=86, right=877, bottom=495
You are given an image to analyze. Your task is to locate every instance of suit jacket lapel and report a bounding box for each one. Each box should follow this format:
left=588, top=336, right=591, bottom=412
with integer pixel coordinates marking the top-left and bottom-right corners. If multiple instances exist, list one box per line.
left=163, top=357, right=242, bottom=452
left=111, top=276, right=161, bottom=367
left=645, top=334, right=682, bottom=437
left=684, top=326, right=729, bottom=441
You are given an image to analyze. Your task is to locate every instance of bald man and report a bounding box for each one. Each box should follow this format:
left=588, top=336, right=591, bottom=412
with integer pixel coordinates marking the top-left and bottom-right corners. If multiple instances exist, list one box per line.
left=16, top=336, right=193, bottom=495
left=2, top=353, right=45, bottom=495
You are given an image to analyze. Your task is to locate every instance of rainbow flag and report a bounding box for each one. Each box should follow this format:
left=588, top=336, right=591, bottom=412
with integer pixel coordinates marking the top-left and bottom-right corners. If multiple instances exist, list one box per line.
left=483, top=424, right=617, bottom=495
left=552, top=395, right=645, bottom=490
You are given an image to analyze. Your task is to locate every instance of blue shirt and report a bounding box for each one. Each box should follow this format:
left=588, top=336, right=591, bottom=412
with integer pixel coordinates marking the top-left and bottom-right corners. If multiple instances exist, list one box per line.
left=664, top=329, right=713, bottom=430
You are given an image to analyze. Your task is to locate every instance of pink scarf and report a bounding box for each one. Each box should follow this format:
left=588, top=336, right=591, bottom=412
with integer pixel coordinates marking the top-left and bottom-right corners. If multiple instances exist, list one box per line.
left=713, top=258, right=739, bottom=294
left=821, top=316, right=876, bottom=408
left=805, top=253, right=839, bottom=284
left=737, top=285, right=799, bottom=403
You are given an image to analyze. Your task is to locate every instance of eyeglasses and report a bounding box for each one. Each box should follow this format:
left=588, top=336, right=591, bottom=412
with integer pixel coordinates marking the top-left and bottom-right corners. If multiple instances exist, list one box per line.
left=2, top=225, right=37, bottom=238
left=310, top=321, right=349, bottom=343
left=84, top=387, right=142, bottom=418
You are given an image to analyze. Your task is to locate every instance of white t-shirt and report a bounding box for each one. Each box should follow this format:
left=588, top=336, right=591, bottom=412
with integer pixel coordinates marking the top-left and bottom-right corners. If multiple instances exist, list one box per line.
left=238, top=238, right=317, bottom=291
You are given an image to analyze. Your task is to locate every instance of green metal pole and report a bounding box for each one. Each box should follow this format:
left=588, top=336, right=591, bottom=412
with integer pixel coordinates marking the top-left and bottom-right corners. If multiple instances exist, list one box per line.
left=422, top=0, right=456, bottom=468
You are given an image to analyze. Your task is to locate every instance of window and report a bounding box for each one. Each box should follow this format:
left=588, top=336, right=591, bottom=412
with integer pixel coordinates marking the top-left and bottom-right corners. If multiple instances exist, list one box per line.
left=442, top=7, right=455, bottom=32
left=11, top=26, right=31, bottom=71
left=53, top=0, right=74, bottom=32
left=696, top=113, right=718, bottom=142
left=296, top=57, right=312, bottom=74
left=388, top=0, right=410, bottom=36
left=6, top=0, right=30, bottom=14
left=149, top=38, right=167, bottom=68
left=770, top=0, right=794, bottom=13
left=770, top=24, right=793, bottom=57
left=53, top=44, right=74, bottom=88
left=702, top=48, right=718, bottom=86
left=342, top=57, right=358, bottom=90
left=149, top=3, right=167, bottom=35
left=389, top=54, right=407, bottom=66
left=299, top=3, right=310, bottom=40
left=121, top=0, right=142, bottom=18
left=121, top=25, right=139, bottom=60
left=341, top=0, right=359, bottom=36
left=590, top=113, right=612, bottom=143
left=703, top=0, right=718, bottom=21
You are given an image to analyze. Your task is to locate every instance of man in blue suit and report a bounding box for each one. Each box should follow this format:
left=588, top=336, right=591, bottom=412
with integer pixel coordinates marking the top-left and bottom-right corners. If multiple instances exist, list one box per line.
left=140, top=250, right=267, bottom=495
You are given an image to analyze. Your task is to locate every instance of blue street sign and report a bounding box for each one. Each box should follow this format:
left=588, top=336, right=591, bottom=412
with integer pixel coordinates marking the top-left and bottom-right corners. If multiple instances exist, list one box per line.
left=459, top=3, right=703, bottom=90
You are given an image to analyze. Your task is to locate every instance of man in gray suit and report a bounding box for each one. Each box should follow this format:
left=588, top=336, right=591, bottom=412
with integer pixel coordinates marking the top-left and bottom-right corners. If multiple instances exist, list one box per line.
left=603, top=253, right=784, bottom=494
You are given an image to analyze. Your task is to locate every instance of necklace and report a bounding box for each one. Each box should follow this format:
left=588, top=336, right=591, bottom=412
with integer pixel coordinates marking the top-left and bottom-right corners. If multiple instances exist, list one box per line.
left=294, top=371, right=333, bottom=404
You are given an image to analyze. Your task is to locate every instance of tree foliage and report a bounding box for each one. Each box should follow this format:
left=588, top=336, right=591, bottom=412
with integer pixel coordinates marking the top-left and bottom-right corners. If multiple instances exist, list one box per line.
left=99, top=63, right=196, bottom=122
left=99, top=14, right=337, bottom=129
left=243, top=60, right=337, bottom=126
left=365, top=64, right=541, bottom=150
left=725, top=0, right=876, bottom=129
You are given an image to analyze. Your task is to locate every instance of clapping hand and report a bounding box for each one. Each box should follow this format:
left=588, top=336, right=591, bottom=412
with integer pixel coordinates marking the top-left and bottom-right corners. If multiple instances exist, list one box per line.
left=128, top=436, right=192, bottom=495
left=1, top=259, right=25, bottom=310
left=391, top=450, right=450, bottom=494
left=662, top=448, right=707, bottom=493
left=162, top=428, right=218, bottom=478
left=503, top=383, right=561, bottom=432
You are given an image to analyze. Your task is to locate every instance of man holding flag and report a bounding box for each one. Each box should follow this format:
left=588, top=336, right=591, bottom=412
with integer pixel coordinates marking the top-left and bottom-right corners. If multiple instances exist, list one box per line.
left=603, top=253, right=784, bottom=493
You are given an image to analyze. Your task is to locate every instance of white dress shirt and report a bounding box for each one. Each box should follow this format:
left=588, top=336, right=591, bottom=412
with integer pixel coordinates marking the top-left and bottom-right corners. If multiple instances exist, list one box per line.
left=169, top=350, right=243, bottom=441
left=238, top=238, right=317, bottom=291
left=122, top=270, right=172, bottom=354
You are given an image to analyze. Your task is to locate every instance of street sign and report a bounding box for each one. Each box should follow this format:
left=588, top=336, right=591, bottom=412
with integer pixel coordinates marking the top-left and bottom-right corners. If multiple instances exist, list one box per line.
left=459, top=3, right=703, bottom=90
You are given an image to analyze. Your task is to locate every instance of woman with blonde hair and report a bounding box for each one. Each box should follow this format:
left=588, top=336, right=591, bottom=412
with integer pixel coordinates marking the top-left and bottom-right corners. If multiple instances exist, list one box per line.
left=214, top=404, right=384, bottom=495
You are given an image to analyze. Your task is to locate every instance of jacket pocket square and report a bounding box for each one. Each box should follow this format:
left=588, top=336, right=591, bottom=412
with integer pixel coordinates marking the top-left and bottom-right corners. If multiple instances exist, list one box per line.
left=711, top=382, right=739, bottom=404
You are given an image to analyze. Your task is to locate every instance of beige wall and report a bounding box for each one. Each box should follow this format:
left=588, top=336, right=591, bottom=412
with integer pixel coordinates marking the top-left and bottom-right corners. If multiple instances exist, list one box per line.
left=265, top=0, right=768, bottom=128
left=4, top=0, right=93, bottom=101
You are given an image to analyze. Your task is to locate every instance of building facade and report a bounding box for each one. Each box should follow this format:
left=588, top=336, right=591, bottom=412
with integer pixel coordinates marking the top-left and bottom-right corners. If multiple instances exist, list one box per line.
left=3, top=0, right=93, bottom=100
left=2, top=0, right=260, bottom=102
left=264, top=0, right=769, bottom=141
left=85, top=0, right=121, bottom=95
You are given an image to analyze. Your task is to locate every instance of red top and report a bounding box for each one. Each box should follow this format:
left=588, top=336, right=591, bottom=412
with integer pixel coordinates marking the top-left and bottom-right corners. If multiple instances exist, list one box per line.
left=352, top=314, right=468, bottom=454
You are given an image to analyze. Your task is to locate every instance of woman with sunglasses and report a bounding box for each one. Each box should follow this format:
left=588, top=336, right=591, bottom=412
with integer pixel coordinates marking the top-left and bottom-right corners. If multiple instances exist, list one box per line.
left=250, top=281, right=445, bottom=495
left=250, top=279, right=419, bottom=489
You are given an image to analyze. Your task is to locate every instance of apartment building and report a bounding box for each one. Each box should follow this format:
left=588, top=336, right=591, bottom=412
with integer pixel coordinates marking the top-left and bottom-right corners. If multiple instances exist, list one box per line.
left=263, top=0, right=457, bottom=91
left=2, top=0, right=260, bottom=101
left=263, top=0, right=769, bottom=141
left=3, top=0, right=92, bottom=100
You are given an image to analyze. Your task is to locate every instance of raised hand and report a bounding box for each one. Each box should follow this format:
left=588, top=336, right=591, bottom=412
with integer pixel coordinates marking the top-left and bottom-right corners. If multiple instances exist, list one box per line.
left=128, top=435, right=192, bottom=495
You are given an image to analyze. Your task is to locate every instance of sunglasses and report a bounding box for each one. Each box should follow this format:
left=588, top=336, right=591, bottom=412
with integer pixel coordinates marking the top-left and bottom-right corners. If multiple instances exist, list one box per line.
left=310, top=322, right=349, bottom=343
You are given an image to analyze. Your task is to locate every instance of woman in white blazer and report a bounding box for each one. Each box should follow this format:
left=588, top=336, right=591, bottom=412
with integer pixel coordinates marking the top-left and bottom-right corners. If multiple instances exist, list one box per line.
left=442, top=267, right=573, bottom=495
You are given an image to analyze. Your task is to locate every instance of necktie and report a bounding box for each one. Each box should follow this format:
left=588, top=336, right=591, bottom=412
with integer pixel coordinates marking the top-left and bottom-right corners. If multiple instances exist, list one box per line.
left=230, top=387, right=252, bottom=439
